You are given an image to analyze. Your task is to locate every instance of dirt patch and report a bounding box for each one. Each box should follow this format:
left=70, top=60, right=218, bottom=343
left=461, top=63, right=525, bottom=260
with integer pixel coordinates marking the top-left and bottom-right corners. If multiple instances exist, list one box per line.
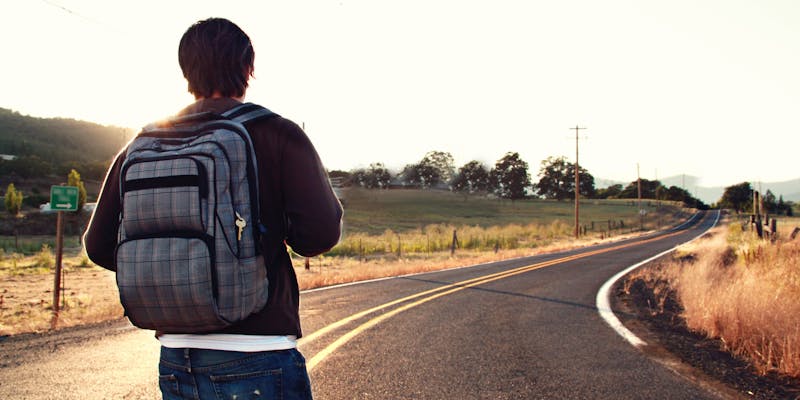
left=616, top=275, right=800, bottom=400
left=0, top=266, right=122, bottom=336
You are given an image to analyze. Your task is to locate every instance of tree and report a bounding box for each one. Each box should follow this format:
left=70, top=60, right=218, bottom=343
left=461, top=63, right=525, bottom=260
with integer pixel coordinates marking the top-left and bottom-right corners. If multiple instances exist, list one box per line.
left=658, top=185, right=708, bottom=209
left=718, top=182, right=752, bottom=212
left=421, top=151, right=455, bottom=185
left=620, top=179, right=662, bottom=199
left=763, top=190, right=777, bottom=214
left=776, top=195, right=793, bottom=216
left=4, top=183, right=23, bottom=215
left=575, top=166, right=596, bottom=199
left=400, top=151, right=455, bottom=189
left=328, top=170, right=351, bottom=182
left=490, top=152, right=531, bottom=200
left=595, top=184, right=623, bottom=199
left=400, top=162, right=437, bottom=188
left=535, top=156, right=571, bottom=200
left=664, top=186, right=691, bottom=202
left=535, top=156, right=596, bottom=200
left=452, top=160, right=490, bottom=196
left=655, top=185, right=666, bottom=201
left=67, top=168, right=87, bottom=212
left=351, top=163, right=392, bottom=189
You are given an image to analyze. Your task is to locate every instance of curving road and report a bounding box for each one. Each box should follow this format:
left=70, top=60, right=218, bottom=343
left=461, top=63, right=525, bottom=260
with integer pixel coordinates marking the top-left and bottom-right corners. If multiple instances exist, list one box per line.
left=301, top=210, right=723, bottom=399
left=0, top=210, right=726, bottom=399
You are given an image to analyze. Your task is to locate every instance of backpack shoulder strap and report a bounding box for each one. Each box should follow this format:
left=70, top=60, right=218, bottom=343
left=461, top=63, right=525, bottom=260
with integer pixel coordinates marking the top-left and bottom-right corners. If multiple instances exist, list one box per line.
left=221, top=102, right=276, bottom=124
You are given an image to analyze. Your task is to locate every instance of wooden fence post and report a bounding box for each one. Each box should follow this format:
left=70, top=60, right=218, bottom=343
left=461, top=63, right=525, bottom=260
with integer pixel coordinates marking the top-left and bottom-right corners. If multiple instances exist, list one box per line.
left=52, top=211, right=64, bottom=329
left=397, top=234, right=402, bottom=258
left=755, top=219, right=763, bottom=239
left=451, top=230, right=458, bottom=256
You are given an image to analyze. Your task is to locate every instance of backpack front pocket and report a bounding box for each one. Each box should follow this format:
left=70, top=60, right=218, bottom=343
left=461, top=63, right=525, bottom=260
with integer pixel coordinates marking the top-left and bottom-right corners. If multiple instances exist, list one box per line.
left=121, top=158, right=208, bottom=238
left=115, top=236, right=227, bottom=332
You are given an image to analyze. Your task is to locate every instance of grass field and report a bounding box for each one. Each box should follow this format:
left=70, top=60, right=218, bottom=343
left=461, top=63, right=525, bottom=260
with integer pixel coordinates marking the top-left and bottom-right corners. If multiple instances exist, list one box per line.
left=341, top=188, right=679, bottom=234
left=0, top=189, right=693, bottom=335
left=333, top=188, right=689, bottom=257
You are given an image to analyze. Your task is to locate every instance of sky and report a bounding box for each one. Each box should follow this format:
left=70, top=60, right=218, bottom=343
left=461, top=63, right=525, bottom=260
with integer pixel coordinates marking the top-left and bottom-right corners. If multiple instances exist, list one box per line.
left=2, top=0, right=799, bottom=188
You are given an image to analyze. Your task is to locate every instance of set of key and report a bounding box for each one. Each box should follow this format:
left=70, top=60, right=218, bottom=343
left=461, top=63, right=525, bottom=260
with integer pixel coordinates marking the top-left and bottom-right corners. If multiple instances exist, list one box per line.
left=235, top=212, right=246, bottom=241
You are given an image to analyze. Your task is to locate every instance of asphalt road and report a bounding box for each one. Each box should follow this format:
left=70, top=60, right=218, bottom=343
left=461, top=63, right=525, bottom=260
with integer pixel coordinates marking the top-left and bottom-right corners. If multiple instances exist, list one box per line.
left=0, top=210, right=725, bottom=399
left=302, top=210, right=724, bottom=399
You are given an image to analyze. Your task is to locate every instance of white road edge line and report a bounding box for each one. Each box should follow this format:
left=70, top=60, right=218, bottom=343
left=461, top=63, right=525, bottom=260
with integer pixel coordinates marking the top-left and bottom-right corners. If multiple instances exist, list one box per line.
left=595, top=209, right=720, bottom=348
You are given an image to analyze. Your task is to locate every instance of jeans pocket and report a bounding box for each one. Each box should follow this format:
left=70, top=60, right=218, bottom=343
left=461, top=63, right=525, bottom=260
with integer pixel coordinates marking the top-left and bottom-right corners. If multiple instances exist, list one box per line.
left=211, top=369, right=282, bottom=400
left=158, top=374, right=181, bottom=399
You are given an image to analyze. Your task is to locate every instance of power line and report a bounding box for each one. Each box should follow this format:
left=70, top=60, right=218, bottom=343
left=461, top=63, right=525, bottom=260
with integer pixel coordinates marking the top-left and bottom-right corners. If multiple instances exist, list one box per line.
left=42, top=0, right=93, bottom=22
left=40, top=0, right=128, bottom=35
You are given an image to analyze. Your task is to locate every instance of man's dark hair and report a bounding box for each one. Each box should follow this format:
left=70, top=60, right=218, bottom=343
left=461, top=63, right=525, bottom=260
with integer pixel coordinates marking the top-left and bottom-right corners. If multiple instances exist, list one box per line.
left=178, top=18, right=255, bottom=98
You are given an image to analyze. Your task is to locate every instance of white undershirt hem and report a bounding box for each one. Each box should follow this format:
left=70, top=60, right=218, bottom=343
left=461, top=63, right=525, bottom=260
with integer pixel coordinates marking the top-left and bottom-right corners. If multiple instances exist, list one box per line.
left=158, top=334, right=297, bottom=352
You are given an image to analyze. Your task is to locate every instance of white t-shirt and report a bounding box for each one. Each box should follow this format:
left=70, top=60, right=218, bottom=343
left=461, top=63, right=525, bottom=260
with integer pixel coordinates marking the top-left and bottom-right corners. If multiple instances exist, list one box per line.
left=158, top=334, right=297, bottom=352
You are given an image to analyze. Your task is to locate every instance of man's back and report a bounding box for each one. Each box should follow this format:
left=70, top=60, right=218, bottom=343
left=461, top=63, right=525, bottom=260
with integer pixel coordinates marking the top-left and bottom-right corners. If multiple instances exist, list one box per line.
left=83, top=17, right=341, bottom=399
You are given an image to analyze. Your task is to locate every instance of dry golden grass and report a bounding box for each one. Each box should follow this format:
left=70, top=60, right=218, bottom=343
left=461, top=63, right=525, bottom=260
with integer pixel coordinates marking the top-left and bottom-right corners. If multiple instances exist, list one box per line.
left=634, top=219, right=800, bottom=378
left=331, top=221, right=573, bottom=257
left=0, top=261, right=123, bottom=335
left=296, top=229, right=647, bottom=290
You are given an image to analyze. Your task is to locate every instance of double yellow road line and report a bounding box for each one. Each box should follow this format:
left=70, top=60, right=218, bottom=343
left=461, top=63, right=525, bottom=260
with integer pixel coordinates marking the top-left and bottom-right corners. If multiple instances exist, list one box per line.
left=302, top=224, right=691, bottom=371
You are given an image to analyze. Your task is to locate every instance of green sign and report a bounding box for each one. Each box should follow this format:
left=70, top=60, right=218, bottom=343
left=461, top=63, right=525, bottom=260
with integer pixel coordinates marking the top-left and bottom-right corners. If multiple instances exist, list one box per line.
left=50, top=186, right=79, bottom=211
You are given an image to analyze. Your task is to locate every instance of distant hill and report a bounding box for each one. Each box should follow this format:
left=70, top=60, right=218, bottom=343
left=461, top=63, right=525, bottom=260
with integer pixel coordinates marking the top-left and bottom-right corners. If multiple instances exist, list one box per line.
left=759, top=179, right=800, bottom=203
left=0, top=108, right=134, bottom=181
left=0, top=107, right=132, bottom=164
left=597, top=174, right=800, bottom=205
left=658, top=175, right=722, bottom=205
left=659, top=175, right=800, bottom=205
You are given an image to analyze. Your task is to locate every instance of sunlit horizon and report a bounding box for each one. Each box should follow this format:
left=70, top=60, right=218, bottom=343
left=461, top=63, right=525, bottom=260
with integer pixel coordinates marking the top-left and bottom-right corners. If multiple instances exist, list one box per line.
left=2, top=1, right=799, bottom=190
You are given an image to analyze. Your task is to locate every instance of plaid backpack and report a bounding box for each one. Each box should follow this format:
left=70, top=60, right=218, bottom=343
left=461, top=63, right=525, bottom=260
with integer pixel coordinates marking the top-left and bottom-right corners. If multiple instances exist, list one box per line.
left=115, top=103, right=274, bottom=332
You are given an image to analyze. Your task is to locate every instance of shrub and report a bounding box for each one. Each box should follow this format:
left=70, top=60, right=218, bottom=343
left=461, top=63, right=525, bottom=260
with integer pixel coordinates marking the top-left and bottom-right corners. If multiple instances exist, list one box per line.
left=4, top=183, right=23, bottom=215
left=33, top=244, right=55, bottom=269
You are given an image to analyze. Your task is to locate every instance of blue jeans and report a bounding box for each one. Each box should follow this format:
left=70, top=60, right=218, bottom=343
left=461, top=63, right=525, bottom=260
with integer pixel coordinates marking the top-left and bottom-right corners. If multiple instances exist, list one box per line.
left=158, top=347, right=313, bottom=400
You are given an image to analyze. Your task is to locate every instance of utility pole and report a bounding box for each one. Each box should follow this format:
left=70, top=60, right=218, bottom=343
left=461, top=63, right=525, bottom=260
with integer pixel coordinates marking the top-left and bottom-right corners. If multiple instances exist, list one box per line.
left=571, top=125, right=587, bottom=238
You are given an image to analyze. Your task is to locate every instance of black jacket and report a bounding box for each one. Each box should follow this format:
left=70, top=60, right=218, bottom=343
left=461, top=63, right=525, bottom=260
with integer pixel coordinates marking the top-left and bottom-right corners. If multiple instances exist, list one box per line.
left=84, top=98, right=343, bottom=337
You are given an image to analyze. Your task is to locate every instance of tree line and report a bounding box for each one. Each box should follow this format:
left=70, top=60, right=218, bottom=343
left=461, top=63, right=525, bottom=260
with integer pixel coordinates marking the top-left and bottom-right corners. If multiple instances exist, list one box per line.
left=332, top=150, right=710, bottom=209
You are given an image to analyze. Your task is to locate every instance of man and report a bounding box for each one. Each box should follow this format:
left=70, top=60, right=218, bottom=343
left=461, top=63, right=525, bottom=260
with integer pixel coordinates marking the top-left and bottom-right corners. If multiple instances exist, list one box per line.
left=84, top=18, right=342, bottom=399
